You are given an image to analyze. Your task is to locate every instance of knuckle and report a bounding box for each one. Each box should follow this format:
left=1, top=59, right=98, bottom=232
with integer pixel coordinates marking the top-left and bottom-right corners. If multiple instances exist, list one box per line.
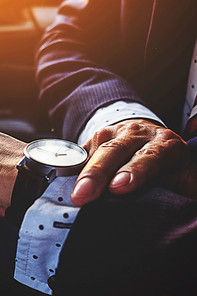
left=86, top=128, right=113, bottom=155
left=93, top=127, right=112, bottom=144
left=157, top=128, right=182, bottom=142
left=117, top=120, right=158, bottom=143
left=99, top=138, right=127, bottom=151
left=118, top=121, right=145, bottom=135
left=156, top=129, right=188, bottom=153
left=93, top=130, right=104, bottom=142
left=135, top=146, right=161, bottom=160
left=156, top=128, right=173, bottom=141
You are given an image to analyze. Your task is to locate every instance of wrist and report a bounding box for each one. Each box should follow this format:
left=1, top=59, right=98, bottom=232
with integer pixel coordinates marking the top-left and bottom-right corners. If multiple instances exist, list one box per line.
left=0, top=133, right=26, bottom=215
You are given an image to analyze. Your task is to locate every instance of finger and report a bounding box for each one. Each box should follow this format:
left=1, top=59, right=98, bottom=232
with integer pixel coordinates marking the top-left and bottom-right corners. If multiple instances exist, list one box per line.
left=82, top=119, right=156, bottom=158
left=71, top=140, right=131, bottom=206
left=71, top=136, right=147, bottom=206
left=173, top=164, right=197, bottom=199
left=71, top=121, right=161, bottom=206
left=109, top=131, right=188, bottom=194
left=82, top=126, right=116, bottom=158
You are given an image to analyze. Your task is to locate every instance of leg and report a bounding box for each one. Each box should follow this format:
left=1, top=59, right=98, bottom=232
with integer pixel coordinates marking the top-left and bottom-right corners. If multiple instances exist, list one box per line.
left=0, top=218, right=46, bottom=296
left=51, top=187, right=197, bottom=296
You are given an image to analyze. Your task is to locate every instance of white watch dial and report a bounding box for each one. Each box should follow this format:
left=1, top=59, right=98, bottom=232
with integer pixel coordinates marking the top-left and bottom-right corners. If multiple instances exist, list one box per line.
left=25, top=139, right=87, bottom=167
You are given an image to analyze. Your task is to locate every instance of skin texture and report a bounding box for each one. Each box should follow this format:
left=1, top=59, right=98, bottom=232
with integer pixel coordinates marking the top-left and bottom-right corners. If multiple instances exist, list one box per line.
left=0, top=118, right=196, bottom=215
left=0, top=132, right=26, bottom=216
left=71, top=119, right=193, bottom=206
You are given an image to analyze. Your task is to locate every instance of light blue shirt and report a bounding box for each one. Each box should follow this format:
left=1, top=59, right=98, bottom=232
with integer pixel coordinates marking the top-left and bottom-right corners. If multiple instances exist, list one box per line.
left=14, top=101, right=164, bottom=294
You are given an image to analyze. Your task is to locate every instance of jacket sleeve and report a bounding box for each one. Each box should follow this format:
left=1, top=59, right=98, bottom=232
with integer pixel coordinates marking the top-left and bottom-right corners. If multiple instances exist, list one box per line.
left=35, top=0, right=143, bottom=142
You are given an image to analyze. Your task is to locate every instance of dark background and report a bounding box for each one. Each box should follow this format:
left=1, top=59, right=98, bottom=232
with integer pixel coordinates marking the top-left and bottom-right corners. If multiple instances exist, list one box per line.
left=0, top=0, right=62, bottom=142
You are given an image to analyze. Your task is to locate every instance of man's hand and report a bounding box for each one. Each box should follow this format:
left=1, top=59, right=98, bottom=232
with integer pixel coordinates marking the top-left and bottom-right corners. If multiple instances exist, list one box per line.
left=0, top=133, right=26, bottom=216
left=167, top=162, right=197, bottom=199
left=71, top=119, right=189, bottom=206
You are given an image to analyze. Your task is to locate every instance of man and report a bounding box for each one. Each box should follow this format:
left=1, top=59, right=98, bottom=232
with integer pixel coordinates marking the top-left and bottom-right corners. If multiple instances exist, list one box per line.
left=34, top=0, right=197, bottom=294
left=35, top=0, right=197, bottom=202
left=0, top=0, right=197, bottom=295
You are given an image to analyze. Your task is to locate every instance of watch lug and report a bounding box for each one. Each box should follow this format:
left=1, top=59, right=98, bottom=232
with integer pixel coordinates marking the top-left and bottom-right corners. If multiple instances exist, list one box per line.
left=17, top=157, right=56, bottom=184
left=17, top=156, right=26, bottom=169
left=46, top=169, right=56, bottom=183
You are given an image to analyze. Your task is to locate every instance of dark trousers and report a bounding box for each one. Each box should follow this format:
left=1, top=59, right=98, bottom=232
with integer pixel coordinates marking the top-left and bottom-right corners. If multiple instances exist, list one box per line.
left=1, top=187, right=197, bottom=296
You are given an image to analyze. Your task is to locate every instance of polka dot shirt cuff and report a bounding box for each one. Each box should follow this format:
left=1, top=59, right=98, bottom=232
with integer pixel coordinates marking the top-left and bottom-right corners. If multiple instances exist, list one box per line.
left=78, top=101, right=166, bottom=145
left=14, top=176, right=80, bottom=295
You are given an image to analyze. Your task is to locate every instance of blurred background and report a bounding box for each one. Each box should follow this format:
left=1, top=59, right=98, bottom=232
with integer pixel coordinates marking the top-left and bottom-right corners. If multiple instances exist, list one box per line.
left=0, top=0, right=61, bottom=142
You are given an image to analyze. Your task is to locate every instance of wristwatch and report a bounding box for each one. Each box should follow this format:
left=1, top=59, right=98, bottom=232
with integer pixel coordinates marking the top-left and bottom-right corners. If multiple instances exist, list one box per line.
left=6, top=139, right=88, bottom=225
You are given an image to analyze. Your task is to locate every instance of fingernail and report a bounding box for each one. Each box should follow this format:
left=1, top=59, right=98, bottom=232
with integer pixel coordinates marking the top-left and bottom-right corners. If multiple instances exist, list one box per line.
left=72, top=177, right=96, bottom=201
left=110, top=172, right=132, bottom=188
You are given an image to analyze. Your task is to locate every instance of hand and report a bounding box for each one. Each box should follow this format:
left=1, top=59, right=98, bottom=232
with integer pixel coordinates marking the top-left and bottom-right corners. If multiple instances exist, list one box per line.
left=0, top=133, right=26, bottom=216
left=167, top=162, right=197, bottom=199
left=71, top=119, right=189, bottom=206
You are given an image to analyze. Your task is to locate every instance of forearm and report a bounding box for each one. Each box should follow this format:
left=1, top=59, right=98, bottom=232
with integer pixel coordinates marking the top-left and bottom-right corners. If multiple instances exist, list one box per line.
left=35, top=0, right=143, bottom=142
left=0, top=133, right=26, bottom=214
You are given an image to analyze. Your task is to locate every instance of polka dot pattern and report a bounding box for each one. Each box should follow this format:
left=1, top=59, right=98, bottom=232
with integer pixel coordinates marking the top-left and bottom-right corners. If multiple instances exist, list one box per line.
left=182, top=39, right=197, bottom=131
left=14, top=176, right=80, bottom=295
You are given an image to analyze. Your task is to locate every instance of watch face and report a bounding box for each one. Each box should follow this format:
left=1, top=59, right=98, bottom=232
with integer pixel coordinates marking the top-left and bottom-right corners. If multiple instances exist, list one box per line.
left=24, top=139, right=87, bottom=168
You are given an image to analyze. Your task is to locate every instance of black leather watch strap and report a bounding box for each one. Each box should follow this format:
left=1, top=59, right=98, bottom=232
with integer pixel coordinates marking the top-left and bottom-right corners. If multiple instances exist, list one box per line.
left=6, top=165, right=52, bottom=226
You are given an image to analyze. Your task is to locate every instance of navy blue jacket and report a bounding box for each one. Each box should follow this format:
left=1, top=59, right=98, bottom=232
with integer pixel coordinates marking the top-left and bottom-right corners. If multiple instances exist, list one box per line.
left=35, top=0, right=196, bottom=141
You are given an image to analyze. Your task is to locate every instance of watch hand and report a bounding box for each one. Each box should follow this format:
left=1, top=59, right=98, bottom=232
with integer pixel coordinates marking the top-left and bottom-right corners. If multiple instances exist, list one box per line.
left=55, top=145, right=64, bottom=155
left=55, top=146, right=70, bottom=156
left=36, top=147, right=55, bottom=156
left=55, top=153, right=68, bottom=156
left=56, top=154, right=76, bottom=165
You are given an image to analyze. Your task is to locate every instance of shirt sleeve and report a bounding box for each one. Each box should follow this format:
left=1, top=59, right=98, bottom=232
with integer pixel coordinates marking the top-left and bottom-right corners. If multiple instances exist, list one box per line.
left=78, top=101, right=166, bottom=145
left=14, top=176, right=80, bottom=295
